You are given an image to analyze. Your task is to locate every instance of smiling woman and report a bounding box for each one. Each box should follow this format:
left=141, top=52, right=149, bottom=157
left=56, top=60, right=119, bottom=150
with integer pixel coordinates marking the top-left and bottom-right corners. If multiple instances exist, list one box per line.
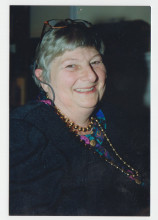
left=9, top=19, right=150, bottom=216
left=37, top=47, right=106, bottom=124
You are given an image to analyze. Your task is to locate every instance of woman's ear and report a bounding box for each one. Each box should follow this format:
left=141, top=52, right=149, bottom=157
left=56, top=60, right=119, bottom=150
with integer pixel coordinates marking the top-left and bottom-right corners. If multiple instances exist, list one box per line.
left=34, top=69, right=49, bottom=92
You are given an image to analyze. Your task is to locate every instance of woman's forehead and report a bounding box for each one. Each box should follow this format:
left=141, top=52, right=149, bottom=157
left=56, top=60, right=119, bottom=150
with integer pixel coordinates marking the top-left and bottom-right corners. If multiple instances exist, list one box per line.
left=53, top=47, right=101, bottom=63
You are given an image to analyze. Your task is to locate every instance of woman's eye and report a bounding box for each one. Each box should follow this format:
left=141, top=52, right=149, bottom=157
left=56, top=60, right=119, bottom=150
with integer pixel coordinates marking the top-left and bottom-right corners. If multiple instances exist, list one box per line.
left=66, top=64, right=76, bottom=68
left=91, top=60, right=102, bottom=65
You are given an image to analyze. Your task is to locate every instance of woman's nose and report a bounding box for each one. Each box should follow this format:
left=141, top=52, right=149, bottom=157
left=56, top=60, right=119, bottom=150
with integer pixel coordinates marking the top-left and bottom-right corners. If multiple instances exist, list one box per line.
left=81, top=65, right=98, bottom=82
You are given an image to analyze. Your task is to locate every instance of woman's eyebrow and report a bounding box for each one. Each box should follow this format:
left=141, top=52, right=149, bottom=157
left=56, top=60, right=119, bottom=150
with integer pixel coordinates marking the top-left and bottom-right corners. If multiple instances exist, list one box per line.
left=61, top=53, right=102, bottom=65
left=61, top=58, right=80, bottom=64
left=91, top=54, right=102, bottom=58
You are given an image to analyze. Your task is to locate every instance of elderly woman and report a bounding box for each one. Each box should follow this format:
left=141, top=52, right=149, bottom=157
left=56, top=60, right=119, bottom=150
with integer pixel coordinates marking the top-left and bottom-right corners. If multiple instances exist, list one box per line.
left=10, top=19, right=149, bottom=216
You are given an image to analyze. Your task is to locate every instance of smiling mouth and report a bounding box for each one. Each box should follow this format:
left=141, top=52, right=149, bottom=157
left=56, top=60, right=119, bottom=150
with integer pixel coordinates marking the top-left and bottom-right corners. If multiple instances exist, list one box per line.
left=74, top=86, right=96, bottom=93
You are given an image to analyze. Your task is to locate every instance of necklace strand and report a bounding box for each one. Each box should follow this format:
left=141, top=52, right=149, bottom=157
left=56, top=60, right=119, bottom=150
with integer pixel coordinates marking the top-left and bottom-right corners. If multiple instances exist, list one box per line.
left=91, top=117, right=141, bottom=184
left=54, top=107, right=142, bottom=185
left=55, top=107, right=94, bottom=132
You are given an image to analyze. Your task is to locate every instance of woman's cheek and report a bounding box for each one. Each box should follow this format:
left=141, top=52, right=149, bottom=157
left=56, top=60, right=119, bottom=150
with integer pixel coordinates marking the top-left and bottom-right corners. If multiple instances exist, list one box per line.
left=99, top=70, right=107, bottom=83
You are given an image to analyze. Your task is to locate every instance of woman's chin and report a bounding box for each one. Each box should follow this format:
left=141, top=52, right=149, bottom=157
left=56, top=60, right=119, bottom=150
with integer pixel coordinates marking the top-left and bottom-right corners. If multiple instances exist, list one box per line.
left=77, top=100, right=99, bottom=109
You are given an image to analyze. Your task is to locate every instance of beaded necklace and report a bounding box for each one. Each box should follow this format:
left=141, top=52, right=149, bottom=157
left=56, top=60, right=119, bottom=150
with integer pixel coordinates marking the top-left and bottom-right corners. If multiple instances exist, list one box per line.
left=37, top=93, right=142, bottom=185
left=54, top=106, right=142, bottom=185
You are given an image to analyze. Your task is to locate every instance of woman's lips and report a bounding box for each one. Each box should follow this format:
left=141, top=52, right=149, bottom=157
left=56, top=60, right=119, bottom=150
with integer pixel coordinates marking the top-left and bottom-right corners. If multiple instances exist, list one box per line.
left=74, top=86, right=96, bottom=93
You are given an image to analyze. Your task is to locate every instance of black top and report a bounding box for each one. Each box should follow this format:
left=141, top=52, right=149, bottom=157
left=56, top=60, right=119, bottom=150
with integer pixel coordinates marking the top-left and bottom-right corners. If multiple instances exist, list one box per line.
left=9, top=102, right=150, bottom=216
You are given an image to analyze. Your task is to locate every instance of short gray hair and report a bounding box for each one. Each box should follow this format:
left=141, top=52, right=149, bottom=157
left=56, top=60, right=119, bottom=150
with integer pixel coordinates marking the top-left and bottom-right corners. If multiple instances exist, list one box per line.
left=33, top=21, right=105, bottom=88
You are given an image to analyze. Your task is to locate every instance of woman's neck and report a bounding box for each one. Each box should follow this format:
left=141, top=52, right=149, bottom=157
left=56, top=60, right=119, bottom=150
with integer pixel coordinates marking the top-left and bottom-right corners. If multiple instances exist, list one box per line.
left=54, top=104, right=95, bottom=135
left=54, top=103, right=95, bottom=128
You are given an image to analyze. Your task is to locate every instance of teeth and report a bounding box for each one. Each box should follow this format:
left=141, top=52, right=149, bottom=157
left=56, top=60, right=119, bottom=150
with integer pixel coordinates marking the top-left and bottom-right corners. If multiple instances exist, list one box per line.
left=75, top=87, right=94, bottom=92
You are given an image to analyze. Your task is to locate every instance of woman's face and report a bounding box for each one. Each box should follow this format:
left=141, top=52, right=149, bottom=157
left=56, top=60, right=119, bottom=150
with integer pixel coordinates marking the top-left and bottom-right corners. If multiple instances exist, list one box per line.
left=48, top=47, right=107, bottom=114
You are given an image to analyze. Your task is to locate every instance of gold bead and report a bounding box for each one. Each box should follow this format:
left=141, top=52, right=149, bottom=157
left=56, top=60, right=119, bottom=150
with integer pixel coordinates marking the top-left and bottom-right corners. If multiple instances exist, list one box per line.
left=135, top=178, right=141, bottom=184
left=90, top=139, right=96, bottom=147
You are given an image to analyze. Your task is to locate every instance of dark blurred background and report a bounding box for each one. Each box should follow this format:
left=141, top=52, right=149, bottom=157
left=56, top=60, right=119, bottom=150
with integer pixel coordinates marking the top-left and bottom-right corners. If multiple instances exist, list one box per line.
left=10, top=6, right=151, bottom=125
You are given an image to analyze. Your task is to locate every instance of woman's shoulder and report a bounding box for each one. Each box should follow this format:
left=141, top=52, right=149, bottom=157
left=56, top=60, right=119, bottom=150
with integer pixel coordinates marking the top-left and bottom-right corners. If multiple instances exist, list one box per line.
left=10, top=101, right=67, bottom=170
left=10, top=102, right=53, bottom=154
left=100, top=102, right=129, bottom=134
left=10, top=102, right=50, bottom=151
left=10, top=101, right=53, bottom=120
left=10, top=101, right=73, bottom=148
left=10, top=101, right=60, bottom=133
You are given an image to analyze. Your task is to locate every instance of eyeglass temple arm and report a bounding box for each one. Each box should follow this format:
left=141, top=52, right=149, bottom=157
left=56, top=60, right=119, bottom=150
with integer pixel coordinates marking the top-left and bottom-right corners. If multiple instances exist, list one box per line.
left=33, top=62, right=55, bottom=105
